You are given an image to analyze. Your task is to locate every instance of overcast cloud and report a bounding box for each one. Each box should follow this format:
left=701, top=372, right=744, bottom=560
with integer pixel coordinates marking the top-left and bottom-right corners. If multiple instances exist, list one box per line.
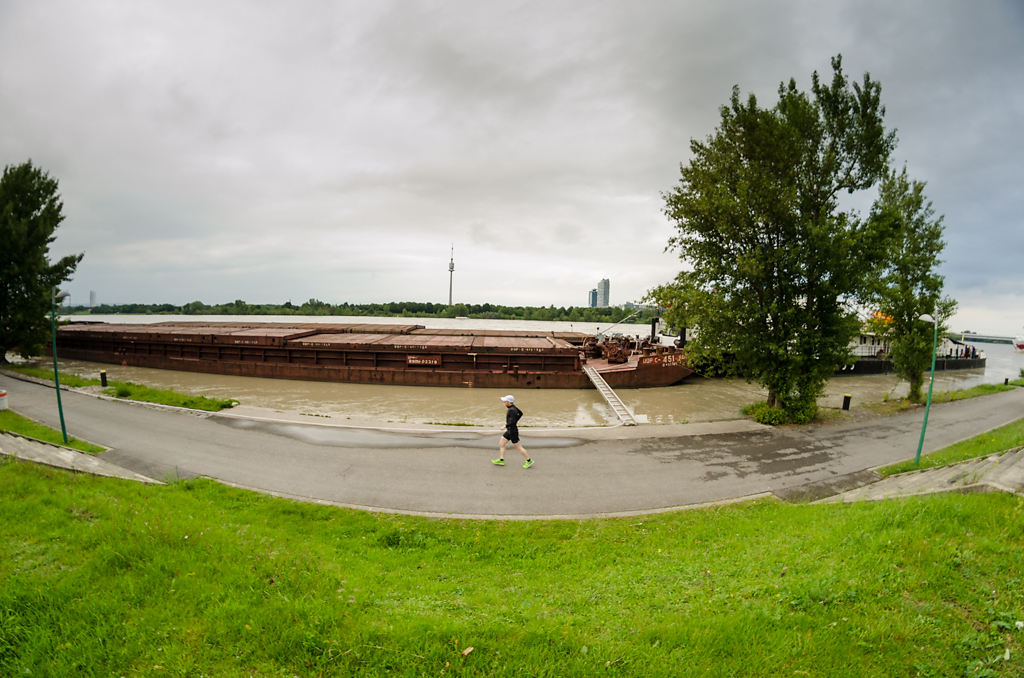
left=2, top=0, right=1022, bottom=335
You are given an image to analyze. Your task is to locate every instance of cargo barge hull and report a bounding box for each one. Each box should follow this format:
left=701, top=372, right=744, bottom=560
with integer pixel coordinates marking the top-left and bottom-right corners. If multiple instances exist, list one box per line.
left=55, top=322, right=693, bottom=389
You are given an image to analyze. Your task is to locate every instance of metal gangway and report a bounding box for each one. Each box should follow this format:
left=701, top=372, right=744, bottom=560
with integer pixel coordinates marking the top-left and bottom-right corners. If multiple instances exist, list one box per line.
left=582, top=365, right=638, bottom=426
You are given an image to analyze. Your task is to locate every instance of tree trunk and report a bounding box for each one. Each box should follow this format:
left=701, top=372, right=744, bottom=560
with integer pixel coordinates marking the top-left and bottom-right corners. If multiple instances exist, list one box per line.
left=907, top=374, right=923, bottom=403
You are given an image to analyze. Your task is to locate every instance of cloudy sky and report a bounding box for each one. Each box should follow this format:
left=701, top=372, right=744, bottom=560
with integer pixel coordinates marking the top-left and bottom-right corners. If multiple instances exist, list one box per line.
left=2, top=1, right=1022, bottom=335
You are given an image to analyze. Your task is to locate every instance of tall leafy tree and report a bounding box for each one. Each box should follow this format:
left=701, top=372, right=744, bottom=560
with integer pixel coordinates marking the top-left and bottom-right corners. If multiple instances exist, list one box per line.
left=868, top=167, right=956, bottom=402
left=0, top=160, right=83, bottom=362
left=660, top=56, right=896, bottom=420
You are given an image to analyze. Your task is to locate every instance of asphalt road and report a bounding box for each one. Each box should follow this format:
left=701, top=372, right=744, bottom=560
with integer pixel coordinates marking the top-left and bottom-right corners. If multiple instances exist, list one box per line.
left=3, top=372, right=1023, bottom=519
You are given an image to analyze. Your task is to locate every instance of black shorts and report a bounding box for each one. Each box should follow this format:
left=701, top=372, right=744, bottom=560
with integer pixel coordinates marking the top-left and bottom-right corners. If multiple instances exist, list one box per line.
left=503, top=428, right=520, bottom=444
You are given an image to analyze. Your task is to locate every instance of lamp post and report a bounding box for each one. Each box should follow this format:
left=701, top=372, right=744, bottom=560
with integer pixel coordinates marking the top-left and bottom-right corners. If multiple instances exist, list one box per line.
left=51, top=288, right=70, bottom=444
left=914, top=313, right=938, bottom=465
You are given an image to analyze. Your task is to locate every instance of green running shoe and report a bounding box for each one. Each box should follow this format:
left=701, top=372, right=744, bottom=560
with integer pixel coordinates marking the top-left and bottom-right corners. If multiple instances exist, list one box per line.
left=491, top=459, right=505, bottom=466
left=522, top=459, right=534, bottom=469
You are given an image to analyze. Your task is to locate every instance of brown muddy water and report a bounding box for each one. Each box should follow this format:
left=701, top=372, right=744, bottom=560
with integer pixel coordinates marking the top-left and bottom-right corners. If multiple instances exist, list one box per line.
left=35, top=315, right=1024, bottom=428
left=39, top=344, right=1021, bottom=429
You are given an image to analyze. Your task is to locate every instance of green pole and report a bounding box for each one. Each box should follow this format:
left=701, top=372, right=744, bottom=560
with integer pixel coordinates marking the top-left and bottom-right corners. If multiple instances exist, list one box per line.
left=51, top=289, right=68, bottom=444
left=914, top=318, right=938, bottom=465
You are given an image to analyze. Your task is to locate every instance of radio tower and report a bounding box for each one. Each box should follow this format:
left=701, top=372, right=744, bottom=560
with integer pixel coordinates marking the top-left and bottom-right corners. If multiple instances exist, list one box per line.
left=448, top=245, right=455, bottom=305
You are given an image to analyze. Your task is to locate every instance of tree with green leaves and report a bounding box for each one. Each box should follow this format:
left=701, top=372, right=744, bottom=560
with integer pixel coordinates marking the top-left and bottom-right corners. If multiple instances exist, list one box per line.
left=0, top=161, right=83, bottom=362
left=657, top=56, right=896, bottom=422
left=868, top=168, right=956, bottom=402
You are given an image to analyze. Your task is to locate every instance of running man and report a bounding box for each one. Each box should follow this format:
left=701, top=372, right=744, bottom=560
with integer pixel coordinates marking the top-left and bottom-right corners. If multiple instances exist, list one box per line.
left=492, top=394, right=533, bottom=468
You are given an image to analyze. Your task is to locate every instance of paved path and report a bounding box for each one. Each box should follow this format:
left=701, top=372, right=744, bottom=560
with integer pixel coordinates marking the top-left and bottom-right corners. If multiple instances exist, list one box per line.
left=3, top=372, right=1023, bottom=519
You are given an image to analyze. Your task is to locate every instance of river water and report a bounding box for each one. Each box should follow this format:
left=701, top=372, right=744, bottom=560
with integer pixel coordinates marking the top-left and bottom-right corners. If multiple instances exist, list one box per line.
left=42, top=314, right=1024, bottom=428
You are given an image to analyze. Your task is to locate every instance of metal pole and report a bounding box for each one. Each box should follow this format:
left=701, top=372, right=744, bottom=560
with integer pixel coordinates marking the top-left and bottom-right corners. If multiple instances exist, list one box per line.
left=914, top=317, right=938, bottom=465
left=51, top=289, right=68, bottom=444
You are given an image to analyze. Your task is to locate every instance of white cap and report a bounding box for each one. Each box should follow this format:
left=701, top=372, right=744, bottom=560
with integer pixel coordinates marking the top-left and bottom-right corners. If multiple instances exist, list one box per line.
left=500, top=395, right=515, bottom=403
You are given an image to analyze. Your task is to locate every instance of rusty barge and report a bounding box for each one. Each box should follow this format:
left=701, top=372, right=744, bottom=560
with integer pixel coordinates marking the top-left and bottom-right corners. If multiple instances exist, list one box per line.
left=55, top=321, right=694, bottom=389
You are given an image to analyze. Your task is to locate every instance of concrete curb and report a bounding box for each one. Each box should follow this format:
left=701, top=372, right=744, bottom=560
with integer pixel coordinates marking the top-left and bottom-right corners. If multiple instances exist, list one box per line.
left=0, top=431, right=162, bottom=484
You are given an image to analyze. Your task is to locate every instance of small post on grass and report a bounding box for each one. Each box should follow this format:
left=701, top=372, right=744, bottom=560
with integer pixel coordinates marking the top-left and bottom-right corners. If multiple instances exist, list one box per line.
left=914, top=314, right=939, bottom=465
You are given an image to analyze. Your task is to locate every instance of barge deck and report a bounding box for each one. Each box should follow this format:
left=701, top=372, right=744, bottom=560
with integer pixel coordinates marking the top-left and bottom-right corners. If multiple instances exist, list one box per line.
left=55, top=321, right=694, bottom=389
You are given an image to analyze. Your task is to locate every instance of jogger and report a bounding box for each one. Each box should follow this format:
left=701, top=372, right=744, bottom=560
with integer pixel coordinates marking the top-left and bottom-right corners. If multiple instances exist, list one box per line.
left=492, top=394, right=533, bottom=468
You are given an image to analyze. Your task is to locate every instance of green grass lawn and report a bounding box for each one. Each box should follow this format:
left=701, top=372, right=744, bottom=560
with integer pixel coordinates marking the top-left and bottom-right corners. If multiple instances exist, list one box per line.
left=864, top=382, right=1019, bottom=416
left=2, top=364, right=100, bottom=388
left=0, top=410, right=105, bottom=454
left=102, top=380, right=237, bottom=411
left=879, top=416, right=1024, bottom=477
left=1, top=460, right=1022, bottom=676
left=2, top=365, right=236, bottom=411
left=929, top=382, right=1020, bottom=403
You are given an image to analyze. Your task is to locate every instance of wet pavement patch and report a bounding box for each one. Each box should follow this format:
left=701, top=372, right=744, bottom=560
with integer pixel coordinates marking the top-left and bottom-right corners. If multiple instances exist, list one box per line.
left=624, top=430, right=841, bottom=479
left=773, top=469, right=882, bottom=502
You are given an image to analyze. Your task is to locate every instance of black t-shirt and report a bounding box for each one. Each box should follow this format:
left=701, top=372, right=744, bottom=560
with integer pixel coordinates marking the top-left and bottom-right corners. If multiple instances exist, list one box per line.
left=505, top=404, right=523, bottom=430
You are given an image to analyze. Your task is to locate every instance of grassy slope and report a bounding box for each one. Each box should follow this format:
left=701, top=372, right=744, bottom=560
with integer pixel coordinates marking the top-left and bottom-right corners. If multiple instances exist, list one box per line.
left=863, top=383, right=1019, bottom=417
left=929, top=383, right=1020, bottom=403
left=0, top=410, right=105, bottom=454
left=1, top=460, right=1022, bottom=677
left=104, top=381, right=237, bottom=411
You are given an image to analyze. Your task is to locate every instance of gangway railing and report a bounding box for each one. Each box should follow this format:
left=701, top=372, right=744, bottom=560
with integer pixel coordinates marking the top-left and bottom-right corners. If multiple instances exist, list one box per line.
left=582, top=365, right=637, bottom=426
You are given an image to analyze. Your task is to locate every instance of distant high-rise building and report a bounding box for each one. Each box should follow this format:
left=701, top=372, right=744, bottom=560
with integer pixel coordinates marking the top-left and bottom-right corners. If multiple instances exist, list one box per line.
left=597, top=278, right=610, bottom=307
left=89, top=290, right=96, bottom=308
left=588, top=288, right=597, bottom=308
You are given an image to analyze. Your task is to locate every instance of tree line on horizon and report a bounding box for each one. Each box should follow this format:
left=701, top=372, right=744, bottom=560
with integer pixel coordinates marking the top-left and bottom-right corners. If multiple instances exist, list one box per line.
left=66, top=299, right=659, bottom=324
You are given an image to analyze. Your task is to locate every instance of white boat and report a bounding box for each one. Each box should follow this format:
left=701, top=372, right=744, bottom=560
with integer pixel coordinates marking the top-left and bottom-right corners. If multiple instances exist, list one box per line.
left=1014, top=335, right=1024, bottom=352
